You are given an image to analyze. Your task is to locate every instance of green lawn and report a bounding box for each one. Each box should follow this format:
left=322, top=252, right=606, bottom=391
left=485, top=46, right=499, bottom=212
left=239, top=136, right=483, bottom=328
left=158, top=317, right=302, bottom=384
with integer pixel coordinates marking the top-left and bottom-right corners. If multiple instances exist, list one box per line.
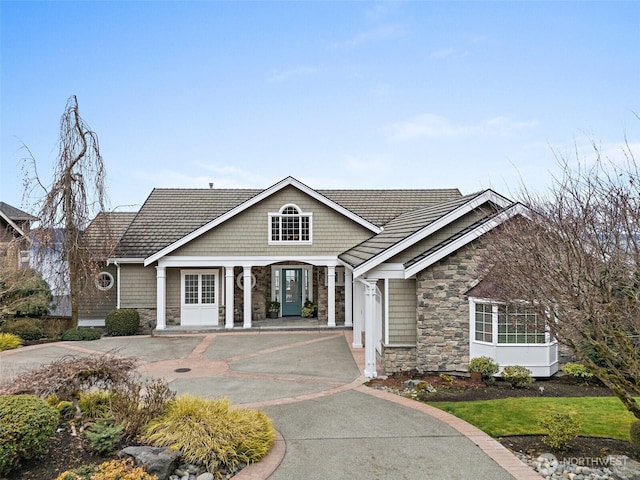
left=428, top=397, right=636, bottom=440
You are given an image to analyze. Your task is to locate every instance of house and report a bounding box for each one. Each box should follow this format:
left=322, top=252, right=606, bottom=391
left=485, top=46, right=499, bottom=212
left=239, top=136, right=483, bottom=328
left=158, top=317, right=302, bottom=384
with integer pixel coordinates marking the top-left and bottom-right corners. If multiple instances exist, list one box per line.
left=85, top=176, right=558, bottom=378
left=0, top=202, right=38, bottom=270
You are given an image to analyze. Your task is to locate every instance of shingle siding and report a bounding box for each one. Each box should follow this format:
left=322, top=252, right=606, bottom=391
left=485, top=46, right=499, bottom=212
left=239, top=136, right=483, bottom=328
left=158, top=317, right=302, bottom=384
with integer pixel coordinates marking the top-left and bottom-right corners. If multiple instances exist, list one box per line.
left=388, top=279, right=417, bottom=344
left=120, top=264, right=156, bottom=307
left=173, top=186, right=373, bottom=256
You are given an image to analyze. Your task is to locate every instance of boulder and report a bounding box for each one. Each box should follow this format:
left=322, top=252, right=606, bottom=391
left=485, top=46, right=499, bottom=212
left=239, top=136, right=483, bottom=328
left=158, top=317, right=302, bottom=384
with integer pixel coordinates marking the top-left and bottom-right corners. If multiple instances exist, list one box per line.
left=119, top=445, right=182, bottom=480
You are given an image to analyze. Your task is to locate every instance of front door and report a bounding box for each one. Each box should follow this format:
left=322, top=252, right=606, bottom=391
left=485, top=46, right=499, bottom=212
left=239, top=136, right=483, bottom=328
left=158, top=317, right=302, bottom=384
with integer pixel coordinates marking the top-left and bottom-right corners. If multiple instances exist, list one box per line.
left=282, top=268, right=302, bottom=316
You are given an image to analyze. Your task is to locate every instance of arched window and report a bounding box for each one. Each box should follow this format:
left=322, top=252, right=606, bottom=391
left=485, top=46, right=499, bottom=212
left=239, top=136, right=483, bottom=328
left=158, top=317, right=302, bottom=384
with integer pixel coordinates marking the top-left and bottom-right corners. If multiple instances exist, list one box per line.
left=268, top=204, right=312, bottom=244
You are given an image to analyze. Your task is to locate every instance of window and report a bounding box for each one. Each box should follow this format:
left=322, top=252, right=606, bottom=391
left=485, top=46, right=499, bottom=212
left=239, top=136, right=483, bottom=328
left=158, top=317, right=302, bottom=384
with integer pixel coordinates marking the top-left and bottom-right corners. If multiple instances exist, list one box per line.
left=474, top=302, right=493, bottom=342
left=96, top=271, right=114, bottom=291
left=269, top=204, right=312, bottom=244
left=183, top=272, right=217, bottom=305
left=473, top=300, right=547, bottom=345
left=497, top=304, right=546, bottom=344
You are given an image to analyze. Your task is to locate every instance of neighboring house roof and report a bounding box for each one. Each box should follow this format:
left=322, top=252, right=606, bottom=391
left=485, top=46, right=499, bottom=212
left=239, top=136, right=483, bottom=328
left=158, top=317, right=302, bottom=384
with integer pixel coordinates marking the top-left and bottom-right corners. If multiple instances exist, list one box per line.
left=0, top=201, right=38, bottom=241
left=341, top=190, right=514, bottom=277
left=0, top=202, right=38, bottom=222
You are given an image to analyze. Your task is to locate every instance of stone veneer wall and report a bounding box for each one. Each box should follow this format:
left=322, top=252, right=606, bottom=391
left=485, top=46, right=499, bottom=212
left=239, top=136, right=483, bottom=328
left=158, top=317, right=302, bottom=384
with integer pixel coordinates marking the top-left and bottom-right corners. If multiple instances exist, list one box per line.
left=233, top=266, right=270, bottom=322
left=415, top=240, right=486, bottom=373
left=316, top=268, right=345, bottom=324
left=136, top=307, right=179, bottom=333
left=381, top=345, right=417, bottom=373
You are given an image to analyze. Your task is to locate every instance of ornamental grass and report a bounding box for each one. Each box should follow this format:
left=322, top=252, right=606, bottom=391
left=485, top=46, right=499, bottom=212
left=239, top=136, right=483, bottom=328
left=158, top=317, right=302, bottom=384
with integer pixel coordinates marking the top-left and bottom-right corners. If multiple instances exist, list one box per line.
left=144, top=395, right=275, bottom=473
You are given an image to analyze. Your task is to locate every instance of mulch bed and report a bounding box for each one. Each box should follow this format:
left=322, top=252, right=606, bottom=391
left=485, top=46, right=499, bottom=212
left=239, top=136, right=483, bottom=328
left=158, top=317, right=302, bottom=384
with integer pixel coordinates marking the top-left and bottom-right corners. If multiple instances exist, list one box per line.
left=368, top=373, right=639, bottom=462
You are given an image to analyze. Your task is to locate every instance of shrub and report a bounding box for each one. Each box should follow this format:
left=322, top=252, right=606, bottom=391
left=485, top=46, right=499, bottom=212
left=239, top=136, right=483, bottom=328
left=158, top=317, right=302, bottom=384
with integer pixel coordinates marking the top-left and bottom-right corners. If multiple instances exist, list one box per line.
left=110, top=378, right=175, bottom=439
left=0, top=317, right=44, bottom=341
left=144, top=395, right=275, bottom=473
left=105, top=308, right=140, bottom=336
left=61, top=327, right=102, bottom=341
left=631, top=420, right=640, bottom=453
left=561, top=362, right=593, bottom=381
left=468, top=356, right=499, bottom=379
left=0, top=353, right=137, bottom=399
left=56, top=400, right=75, bottom=418
left=55, top=458, right=158, bottom=480
left=540, top=412, right=581, bottom=450
left=84, top=418, right=125, bottom=454
left=501, top=365, right=534, bottom=388
left=0, top=332, right=22, bottom=351
left=0, top=394, right=60, bottom=475
left=78, top=390, right=112, bottom=419
left=439, top=373, right=454, bottom=384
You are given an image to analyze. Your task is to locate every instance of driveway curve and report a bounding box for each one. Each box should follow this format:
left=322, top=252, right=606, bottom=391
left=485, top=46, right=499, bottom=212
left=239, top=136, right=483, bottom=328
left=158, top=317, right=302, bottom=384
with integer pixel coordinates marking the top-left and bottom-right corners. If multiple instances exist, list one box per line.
left=0, top=331, right=537, bottom=479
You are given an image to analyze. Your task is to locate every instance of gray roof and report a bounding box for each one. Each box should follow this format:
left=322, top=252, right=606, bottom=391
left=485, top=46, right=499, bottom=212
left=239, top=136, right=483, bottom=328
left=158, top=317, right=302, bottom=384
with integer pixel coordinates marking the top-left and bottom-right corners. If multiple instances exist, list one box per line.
left=0, top=202, right=38, bottom=222
left=339, top=192, right=487, bottom=268
left=317, top=189, right=462, bottom=226
left=84, top=211, right=137, bottom=254
left=115, top=186, right=462, bottom=258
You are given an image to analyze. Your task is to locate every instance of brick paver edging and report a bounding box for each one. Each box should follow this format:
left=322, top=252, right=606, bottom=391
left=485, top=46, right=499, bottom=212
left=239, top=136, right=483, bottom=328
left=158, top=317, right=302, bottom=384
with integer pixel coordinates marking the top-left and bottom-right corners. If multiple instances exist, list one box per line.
left=233, top=431, right=285, bottom=480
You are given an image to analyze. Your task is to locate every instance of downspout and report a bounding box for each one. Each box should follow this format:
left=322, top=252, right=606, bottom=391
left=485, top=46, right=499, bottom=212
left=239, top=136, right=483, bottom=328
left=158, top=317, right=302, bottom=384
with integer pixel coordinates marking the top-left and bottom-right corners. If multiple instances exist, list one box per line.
left=115, top=261, right=121, bottom=309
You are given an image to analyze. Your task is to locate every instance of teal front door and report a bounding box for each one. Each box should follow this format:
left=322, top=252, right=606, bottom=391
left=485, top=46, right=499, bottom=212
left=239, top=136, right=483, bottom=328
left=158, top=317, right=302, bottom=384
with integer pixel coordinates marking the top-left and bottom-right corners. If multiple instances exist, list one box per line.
left=282, top=268, right=302, bottom=316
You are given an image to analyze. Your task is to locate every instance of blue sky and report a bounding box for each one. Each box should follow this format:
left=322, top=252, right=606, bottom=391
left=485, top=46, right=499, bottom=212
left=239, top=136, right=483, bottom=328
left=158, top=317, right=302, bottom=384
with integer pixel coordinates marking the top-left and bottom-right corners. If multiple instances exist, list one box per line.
left=1, top=1, right=639, bottom=214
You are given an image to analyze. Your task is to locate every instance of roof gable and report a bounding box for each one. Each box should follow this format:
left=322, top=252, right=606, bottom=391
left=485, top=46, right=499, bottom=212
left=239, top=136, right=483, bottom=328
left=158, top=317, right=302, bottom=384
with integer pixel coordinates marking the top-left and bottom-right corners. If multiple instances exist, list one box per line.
left=143, top=177, right=383, bottom=265
left=341, top=190, right=513, bottom=277
left=403, top=202, right=530, bottom=278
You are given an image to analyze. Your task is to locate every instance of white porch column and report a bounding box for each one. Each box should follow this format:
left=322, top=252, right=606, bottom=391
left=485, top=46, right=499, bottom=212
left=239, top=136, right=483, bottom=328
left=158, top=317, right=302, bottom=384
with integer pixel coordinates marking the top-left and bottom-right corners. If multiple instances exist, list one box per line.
left=225, top=267, right=235, bottom=329
left=243, top=266, right=252, bottom=328
left=352, top=279, right=363, bottom=348
left=344, top=268, right=353, bottom=327
left=327, top=265, right=336, bottom=327
left=155, top=266, right=166, bottom=330
left=363, top=279, right=378, bottom=378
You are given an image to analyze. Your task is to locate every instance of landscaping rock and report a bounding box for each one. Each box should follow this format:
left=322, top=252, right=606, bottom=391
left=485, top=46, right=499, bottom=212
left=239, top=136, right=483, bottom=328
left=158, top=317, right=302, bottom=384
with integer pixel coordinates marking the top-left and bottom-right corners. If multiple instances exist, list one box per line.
left=119, top=445, right=182, bottom=480
left=515, top=452, right=640, bottom=480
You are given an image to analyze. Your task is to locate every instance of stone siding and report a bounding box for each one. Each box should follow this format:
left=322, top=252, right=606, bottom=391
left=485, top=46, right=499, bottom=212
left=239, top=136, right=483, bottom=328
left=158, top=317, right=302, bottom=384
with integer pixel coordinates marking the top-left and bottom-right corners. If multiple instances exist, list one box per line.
left=415, top=240, right=485, bottom=373
left=381, top=345, right=417, bottom=373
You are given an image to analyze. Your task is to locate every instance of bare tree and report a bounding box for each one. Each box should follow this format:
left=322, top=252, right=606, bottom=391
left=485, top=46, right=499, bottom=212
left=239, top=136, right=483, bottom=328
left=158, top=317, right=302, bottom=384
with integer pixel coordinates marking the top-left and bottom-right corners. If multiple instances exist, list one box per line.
left=23, top=95, right=112, bottom=327
left=481, top=138, right=640, bottom=420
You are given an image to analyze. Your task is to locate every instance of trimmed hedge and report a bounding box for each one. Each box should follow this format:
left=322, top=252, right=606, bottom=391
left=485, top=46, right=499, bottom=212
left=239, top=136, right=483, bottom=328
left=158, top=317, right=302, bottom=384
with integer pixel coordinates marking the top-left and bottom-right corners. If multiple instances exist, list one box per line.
left=105, top=309, right=140, bottom=336
left=0, top=394, right=60, bottom=475
left=61, top=327, right=102, bottom=341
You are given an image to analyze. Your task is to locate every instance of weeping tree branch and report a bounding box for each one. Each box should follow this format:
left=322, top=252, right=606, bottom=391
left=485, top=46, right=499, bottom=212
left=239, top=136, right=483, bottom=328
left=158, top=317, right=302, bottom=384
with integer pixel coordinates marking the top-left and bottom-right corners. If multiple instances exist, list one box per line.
left=22, top=96, right=113, bottom=327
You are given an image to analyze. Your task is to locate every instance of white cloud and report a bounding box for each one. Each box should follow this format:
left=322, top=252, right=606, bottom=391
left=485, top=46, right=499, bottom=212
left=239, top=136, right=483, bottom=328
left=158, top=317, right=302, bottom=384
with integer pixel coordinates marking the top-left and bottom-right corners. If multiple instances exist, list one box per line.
left=387, top=114, right=538, bottom=141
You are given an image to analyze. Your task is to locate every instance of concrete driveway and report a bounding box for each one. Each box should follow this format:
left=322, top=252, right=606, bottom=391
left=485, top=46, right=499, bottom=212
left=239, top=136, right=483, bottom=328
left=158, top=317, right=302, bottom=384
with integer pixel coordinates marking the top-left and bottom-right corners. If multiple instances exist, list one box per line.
left=0, top=331, right=537, bottom=480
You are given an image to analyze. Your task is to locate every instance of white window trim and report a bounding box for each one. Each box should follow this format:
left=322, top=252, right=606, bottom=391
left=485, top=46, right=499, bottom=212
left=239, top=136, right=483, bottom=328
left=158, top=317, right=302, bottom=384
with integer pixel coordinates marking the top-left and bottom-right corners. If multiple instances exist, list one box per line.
left=469, top=297, right=553, bottom=346
left=181, top=269, right=219, bottom=307
left=96, top=271, right=115, bottom=291
left=268, top=203, right=313, bottom=245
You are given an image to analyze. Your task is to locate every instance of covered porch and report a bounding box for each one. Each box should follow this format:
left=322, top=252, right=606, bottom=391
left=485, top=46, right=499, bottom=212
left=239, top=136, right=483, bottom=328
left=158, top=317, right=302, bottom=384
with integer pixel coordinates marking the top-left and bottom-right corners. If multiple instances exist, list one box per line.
left=153, top=256, right=354, bottom=331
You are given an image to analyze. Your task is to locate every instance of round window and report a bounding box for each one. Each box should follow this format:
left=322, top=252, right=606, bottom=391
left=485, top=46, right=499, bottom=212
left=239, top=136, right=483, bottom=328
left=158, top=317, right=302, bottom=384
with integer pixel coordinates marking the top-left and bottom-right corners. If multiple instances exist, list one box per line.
left=236, top=272, right=257, bottom=290
left=96, top=271, right=114, bottom=291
